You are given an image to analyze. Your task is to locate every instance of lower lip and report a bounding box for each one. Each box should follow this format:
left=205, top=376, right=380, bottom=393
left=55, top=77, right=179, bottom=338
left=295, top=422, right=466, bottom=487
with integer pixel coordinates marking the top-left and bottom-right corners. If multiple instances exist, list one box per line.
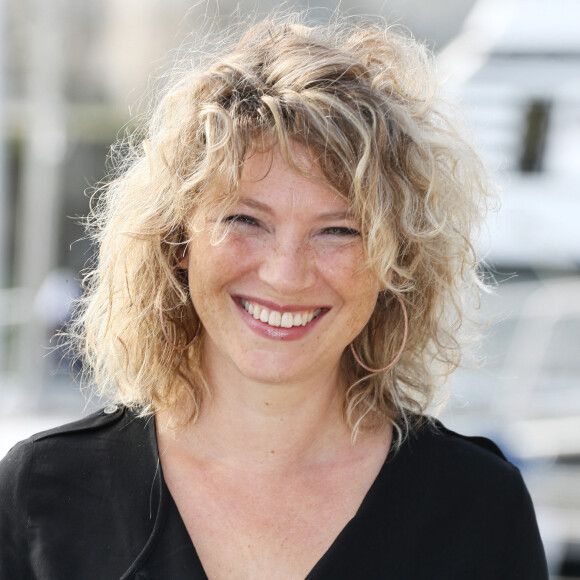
left=234, top=299, right=327, bottom=341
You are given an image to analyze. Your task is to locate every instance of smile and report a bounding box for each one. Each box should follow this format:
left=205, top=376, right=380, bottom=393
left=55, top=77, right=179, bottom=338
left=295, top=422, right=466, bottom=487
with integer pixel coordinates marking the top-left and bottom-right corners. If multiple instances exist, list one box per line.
left=240, top=299, right=322, bottom=328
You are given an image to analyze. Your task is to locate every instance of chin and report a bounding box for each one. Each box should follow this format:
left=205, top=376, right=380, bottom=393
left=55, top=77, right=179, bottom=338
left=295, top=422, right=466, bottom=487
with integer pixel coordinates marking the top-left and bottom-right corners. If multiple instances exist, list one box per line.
left=231, top=349, right=327, bottom=386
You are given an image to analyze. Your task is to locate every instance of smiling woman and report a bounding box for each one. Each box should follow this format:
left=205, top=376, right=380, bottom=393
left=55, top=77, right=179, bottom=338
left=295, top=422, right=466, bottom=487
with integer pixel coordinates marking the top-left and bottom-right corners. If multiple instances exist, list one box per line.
left=0, top=13, right=548, bottom=580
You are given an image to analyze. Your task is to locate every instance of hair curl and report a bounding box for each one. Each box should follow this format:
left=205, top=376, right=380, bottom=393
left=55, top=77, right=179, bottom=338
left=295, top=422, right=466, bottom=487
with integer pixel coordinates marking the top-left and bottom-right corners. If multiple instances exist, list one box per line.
left=71, top=15, right=493, bottom=442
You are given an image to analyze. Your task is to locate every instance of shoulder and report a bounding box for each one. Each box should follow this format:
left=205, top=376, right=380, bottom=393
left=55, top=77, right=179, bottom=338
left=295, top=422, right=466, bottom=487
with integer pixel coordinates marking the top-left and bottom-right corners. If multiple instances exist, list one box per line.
left=0, top=404, right=155, bottom=502
left=404, top=416, right=517, bottom=476
left=1, top=404, right=148, bottom=475
left=390, top=417, right=547, bottom=562
left=1, top=404, right=157, bottom=490
left=376, top=418, right=548, bottom=577
left=0, top=406, right=161, bottom=579
left=386, top=417, right=534, bottom=518
left=22, top=403, right=142, bottom=442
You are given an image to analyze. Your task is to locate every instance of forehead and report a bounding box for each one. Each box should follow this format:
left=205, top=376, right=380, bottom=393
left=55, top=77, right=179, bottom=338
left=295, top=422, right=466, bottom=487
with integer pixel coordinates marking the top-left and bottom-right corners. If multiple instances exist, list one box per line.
left=238, top=145, right=351, bottom=214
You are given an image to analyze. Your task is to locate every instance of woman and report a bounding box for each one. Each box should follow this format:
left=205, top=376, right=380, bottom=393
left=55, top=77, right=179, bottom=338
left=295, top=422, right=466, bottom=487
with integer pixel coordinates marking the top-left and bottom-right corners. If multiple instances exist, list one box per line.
left=0, top=16, right=548, bottom=579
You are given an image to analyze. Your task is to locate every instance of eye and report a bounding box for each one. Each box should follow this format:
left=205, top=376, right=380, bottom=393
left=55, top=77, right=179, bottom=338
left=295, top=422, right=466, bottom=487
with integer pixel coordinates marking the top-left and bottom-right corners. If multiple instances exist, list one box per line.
left=223, top=214, right=259, bottom=226
left=322, top=226, right=361, bottom=236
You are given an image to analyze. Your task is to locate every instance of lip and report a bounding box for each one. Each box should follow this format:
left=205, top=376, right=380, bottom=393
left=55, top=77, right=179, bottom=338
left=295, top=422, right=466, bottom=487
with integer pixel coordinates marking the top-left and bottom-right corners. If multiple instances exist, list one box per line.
left=233, top=295, right=329, bottom=341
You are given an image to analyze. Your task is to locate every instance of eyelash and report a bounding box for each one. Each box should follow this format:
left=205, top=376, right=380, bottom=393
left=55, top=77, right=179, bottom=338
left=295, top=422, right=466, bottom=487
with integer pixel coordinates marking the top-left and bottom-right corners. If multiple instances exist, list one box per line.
left=223, top=215, right=360, bottom=237
left=322, top=227, right=360, bottom=237
left=223, top=214, right=258, bottom=226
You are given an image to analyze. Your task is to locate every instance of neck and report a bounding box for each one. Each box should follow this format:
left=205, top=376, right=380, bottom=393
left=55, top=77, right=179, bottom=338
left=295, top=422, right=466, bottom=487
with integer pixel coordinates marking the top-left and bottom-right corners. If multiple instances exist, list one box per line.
left=157, top=358, right=354, bottom=471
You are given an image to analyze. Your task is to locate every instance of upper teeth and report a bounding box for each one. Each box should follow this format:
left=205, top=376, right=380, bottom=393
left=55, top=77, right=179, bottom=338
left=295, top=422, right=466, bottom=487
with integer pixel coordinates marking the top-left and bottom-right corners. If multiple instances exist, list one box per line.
left=241, top=299, right=321, bottom=328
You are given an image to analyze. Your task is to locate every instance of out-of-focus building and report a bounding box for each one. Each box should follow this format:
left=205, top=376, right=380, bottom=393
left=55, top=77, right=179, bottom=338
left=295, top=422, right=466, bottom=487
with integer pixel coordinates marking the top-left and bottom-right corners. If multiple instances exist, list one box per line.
left=439, top=0, right=580, bottom=269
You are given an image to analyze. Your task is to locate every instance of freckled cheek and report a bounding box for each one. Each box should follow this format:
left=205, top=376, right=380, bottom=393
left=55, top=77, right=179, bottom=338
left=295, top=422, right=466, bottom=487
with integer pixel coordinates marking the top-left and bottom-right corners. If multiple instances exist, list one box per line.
left=318, top=247, right=376, bottom=291
left=189, top=236, right=264, bottom=293
left=218, top=236, right=267, bottom=274
left=319, top=250, right=379, bottom=328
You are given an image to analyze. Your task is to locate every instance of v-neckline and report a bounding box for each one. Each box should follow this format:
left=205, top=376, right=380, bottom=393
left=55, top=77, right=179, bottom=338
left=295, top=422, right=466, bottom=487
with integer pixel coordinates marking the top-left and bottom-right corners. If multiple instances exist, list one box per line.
left=149, top=415, right=400, bottom=579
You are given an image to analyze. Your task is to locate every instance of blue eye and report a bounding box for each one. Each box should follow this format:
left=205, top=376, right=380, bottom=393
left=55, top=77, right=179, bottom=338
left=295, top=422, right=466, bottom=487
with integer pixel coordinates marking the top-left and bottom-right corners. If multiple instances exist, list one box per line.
left=223, top=214, right=258, bottom=226
left=323, top=227, right=361, bottom=236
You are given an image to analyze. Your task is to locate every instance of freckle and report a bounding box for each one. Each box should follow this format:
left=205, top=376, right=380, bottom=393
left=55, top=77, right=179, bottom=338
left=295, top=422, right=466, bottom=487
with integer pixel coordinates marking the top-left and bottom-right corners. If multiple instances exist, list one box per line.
left=265, top=401, right=270, bottom=406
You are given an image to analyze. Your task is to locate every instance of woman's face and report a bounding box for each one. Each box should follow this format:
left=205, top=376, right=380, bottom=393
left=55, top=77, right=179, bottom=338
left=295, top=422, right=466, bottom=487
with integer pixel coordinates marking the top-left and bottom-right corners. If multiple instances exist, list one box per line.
left=182, top=145, right=381, bottom=387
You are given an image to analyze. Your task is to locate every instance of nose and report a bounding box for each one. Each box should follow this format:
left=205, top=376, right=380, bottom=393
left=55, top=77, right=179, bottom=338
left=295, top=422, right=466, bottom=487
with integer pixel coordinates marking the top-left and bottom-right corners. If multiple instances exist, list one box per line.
left=257, top=239, right=317, bottom=296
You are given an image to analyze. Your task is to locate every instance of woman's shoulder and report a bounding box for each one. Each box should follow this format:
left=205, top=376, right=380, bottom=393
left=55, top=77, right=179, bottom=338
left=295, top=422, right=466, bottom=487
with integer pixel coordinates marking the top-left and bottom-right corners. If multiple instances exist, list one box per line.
left=385, top=416, right=534, bottom=519
left=1, top=405, right=149, bottom=473
left=375, top=415, right=535, bottom=518
left=0, top=406, right=162, bottom=579
left=404, top=416, right=517, bottom=473
left=0, top=404, right=158, bottom=505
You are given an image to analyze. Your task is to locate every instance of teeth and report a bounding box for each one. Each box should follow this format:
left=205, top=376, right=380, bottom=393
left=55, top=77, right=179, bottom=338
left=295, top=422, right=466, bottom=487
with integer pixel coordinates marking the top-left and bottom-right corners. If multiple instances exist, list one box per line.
left=241, top=299, right=321, bottom=329
left=281, top=313, right=293, bottom=328
left=268, top=311, right=281, bottom=327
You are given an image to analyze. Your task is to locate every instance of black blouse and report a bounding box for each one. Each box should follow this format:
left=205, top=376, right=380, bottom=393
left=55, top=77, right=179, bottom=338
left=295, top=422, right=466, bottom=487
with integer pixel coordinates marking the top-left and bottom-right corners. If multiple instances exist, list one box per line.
left=0, top=406, right=548, bottom=579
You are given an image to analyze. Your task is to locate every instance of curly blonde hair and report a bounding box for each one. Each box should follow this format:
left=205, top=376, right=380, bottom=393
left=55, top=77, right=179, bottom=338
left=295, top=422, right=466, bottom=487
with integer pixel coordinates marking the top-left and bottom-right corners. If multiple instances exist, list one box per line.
left=72, top=15, right=492, bottom=439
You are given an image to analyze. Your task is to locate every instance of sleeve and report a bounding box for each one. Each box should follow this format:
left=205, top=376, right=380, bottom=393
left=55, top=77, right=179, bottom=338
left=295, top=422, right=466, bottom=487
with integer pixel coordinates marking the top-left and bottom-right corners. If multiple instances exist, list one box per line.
left=502, top=467, right=549, bottom=580
left=0, top=441, right=35, bottom=579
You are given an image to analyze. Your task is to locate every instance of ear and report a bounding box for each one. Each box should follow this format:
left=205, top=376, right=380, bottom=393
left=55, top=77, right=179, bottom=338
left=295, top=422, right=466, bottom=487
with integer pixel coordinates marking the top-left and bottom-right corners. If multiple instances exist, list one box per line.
left=177, top=241, right=190, bottom=269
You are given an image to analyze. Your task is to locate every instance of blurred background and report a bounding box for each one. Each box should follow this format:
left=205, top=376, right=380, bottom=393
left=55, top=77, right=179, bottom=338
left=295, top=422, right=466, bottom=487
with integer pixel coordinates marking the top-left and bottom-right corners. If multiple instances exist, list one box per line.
left=0, top=0, right=578, bottom=576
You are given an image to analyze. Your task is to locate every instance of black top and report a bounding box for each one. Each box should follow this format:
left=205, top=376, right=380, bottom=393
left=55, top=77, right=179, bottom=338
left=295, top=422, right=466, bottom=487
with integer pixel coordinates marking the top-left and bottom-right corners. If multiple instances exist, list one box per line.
left=0, top=406, right=548, bottom=579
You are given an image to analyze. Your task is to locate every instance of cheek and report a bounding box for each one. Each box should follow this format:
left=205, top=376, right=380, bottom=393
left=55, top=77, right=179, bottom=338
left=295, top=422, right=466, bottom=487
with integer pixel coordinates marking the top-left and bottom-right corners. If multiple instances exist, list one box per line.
left=349, top=277, right=380, bottom=322
left=320, top=245, right=377, bottom=291
left=319, top=248, right=380, bottom=317
left=187, top=235, right=260, bottom=297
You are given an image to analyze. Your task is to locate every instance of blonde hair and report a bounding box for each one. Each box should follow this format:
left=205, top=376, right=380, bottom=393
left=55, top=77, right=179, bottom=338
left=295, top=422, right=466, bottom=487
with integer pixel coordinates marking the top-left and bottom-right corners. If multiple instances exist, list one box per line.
left=72, top=15, right=492, bottom=439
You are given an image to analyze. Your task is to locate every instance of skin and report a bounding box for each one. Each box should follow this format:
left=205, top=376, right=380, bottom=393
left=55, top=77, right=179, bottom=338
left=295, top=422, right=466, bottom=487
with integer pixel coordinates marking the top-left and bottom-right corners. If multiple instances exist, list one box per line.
left=157, top=144, right=392, bottom=579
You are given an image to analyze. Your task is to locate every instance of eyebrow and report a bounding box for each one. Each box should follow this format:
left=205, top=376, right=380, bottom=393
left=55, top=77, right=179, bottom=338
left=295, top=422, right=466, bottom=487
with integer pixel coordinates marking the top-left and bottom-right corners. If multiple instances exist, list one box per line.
left=237, top=198, right=356, bottom=222
left=237, top=198, right=273, bottom=214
